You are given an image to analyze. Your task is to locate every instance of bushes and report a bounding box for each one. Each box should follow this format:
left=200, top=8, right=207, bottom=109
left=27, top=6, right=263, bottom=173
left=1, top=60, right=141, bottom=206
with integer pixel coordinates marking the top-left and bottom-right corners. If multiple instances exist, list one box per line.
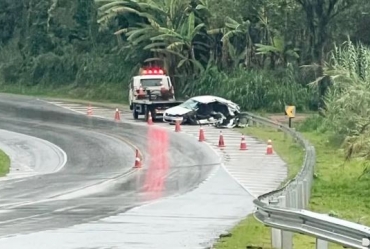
left=0, top=40, right=318, bottom=111
left=0, top=43, right=133, bottom=102
left=0, top=44, right=317, bottom=111
left=182, top=63, right=316, bottom=112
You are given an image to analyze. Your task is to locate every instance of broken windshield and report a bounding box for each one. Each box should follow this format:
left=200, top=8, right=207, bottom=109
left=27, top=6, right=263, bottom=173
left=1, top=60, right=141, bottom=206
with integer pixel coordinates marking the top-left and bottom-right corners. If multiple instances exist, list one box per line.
left=179, top=99, right=199, bottom=110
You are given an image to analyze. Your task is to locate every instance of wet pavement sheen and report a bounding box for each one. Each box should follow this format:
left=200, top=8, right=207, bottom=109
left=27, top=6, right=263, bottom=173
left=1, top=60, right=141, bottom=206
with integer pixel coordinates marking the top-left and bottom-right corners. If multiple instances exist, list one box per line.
left=0, top=94, right=287, bottom=248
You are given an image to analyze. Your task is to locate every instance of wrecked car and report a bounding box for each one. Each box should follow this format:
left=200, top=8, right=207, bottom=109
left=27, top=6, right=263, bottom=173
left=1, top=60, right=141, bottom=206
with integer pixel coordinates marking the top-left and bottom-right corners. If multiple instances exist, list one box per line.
left=162, top=95, right=241, bottom=128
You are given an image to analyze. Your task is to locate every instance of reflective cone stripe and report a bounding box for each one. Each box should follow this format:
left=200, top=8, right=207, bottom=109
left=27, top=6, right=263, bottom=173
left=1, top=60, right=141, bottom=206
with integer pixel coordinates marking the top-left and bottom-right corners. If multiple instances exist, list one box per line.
left=134, top=157, right=141, bottom=168
left=240, top=135, right=247, bottom=150
left=147, top=112, right=153, bottom=125
left=266, top=139, right=273, bottom=154
left=87, top=105, right=93, bottom=116
left=134, top=149, right=142, bottom=168
left=218, top=131, right=225, bottom=147
left=114, top=108, right=120, bottom=121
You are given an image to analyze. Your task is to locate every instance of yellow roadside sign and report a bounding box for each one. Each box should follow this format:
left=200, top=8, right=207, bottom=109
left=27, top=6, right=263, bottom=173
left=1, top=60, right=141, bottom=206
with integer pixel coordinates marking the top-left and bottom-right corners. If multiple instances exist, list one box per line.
left=285, top=105, right=296, bottom=118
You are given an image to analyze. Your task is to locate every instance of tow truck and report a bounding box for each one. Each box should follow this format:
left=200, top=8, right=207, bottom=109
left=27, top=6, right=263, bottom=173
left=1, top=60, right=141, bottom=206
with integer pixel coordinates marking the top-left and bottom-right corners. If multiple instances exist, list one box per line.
left=128, top=67, right=183, bottom=121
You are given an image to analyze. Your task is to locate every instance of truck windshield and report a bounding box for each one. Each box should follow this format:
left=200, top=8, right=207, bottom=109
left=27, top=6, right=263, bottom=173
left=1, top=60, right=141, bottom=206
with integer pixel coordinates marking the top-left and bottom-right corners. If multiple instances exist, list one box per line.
left=179, top=99, right=199, bottom=110
left=140, top=78, right=165, bottom=87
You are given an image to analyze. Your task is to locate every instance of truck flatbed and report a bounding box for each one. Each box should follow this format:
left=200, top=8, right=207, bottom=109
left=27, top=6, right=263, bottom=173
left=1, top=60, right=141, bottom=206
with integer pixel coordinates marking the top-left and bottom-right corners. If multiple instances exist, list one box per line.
left=132, top=99, right=183, bottom=105
left=131, top=98, right=184, bottom=121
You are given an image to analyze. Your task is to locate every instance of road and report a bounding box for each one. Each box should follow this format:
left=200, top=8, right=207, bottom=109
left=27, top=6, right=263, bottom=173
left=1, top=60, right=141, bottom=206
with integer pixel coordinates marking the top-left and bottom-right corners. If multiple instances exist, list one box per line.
left=0, top=93, right=220, bottom=238
left=0, top=128, right=66, bottom=180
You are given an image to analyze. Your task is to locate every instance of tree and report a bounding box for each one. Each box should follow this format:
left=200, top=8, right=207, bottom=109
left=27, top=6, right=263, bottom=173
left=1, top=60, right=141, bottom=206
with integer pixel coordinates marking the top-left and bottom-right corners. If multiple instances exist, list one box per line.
left=296, top=0, right=354, bottom=64
left=96, top=0, right=210, bottom=86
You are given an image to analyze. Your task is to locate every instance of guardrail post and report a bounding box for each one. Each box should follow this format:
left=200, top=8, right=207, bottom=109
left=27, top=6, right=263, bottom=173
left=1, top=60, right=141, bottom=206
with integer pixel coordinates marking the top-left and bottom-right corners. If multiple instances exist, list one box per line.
left=270, top=198, right=282, bottom=249
left=315, top=214, right=329, bottom=249
left=299, top=181, right=306, bottom=209
left=297, top=181, right=303, bottom=209
left=316, top=237, right=328, bottom=249
left=289, top=187, right=298, bottom=209
left=279, top=196, right=293, bottom=249
left=303, top=179, right=310, bottom=207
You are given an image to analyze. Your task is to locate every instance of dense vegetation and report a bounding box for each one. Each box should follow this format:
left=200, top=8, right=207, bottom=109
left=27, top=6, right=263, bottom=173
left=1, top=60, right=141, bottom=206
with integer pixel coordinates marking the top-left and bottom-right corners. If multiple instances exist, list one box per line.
left=1, top=1, right=369, bottom=246
left=1, top=0, right=369, bottom=111
left=300, top=39, right=370, bottom=178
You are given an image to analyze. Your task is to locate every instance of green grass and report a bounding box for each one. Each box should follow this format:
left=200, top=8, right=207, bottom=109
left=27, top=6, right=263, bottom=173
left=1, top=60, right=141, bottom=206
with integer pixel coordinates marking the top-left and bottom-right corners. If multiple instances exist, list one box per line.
left=0, top=83, right=127, bottom=105
left=0, top=149, right=10, bottom=177
left=215, top=123, right=370, bottom=249
left=0, top=83, right=133, bottom=112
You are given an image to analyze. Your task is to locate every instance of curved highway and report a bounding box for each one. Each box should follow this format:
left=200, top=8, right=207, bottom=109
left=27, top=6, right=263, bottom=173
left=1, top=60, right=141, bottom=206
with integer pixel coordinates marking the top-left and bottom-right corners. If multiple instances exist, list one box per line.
left=0, top=128, right=66, bottom=181
left=0, top=94, right=220, bottom=238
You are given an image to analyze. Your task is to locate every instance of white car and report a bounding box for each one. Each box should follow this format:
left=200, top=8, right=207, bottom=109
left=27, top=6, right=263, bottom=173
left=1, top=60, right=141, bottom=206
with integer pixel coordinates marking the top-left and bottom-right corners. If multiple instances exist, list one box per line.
left=163, top=95, right=241, bottom=128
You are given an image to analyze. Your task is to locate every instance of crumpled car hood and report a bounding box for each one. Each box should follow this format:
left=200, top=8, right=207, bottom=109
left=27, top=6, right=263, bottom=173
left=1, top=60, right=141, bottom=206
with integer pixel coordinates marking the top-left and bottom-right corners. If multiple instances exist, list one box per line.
left=167, top=95, right=242, bottom=128
left=191, top=95, right=241, bottom=114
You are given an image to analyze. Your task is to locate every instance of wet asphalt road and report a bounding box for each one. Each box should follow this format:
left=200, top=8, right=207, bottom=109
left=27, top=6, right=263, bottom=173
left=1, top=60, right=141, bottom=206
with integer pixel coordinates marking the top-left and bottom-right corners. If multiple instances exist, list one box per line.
left=0, top=94, right=220, bottom=238
left=0, top=128, right=66, bottom=179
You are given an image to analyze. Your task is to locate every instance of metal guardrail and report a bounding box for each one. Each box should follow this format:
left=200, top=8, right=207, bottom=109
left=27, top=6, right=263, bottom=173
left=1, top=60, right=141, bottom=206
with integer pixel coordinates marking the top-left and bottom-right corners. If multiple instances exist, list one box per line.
left=239, top=112, right=370, bottom=249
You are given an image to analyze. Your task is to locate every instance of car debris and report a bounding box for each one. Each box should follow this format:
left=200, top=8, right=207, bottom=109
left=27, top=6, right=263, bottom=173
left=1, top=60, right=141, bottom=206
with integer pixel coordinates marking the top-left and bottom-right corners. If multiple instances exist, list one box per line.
left=163, top=95, right=242, bottom=128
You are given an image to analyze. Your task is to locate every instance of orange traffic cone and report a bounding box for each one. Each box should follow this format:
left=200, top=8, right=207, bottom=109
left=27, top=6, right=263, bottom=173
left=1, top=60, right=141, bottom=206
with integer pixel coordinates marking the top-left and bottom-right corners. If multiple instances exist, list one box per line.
left=134, top=149, right=141, bottom=168
left=240, top=135, right=247, bottom=150
left=266, top=139, right=273, bottom=155
left=175, top=120, right=181, bottom=132
left=114, top=108, right=120, bottom=121
left=87, top=104, right=93, bottom=116
left=218, top=131, right=225, bottom=147
left=147, top=112, right=153, bottom=125
left=199, top=127, right=205, bottom=142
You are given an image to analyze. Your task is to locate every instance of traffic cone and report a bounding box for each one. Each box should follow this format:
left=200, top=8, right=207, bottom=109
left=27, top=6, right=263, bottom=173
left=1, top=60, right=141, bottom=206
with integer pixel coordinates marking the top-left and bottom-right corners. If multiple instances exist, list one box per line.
left=198, top=127, right=205, bottom=142
left=240, top=135, right=247, bottom=150
left=114, top=108, right=120, bottom=121
left=175, top=120, right=181, bottom=132
left=266, top=139, right=273, bottom=155
left=87, top=104, right=93, bottom=116
left=134, top=149, right=141, bottom=168
left=218, top=131, right=225, bottom=147
left=147, top=112, right=153, bottom=125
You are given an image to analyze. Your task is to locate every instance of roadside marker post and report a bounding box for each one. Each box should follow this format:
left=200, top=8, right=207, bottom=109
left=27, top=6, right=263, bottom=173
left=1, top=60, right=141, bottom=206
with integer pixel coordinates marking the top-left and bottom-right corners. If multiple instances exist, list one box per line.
left=285, top=105, right=296, bottom=128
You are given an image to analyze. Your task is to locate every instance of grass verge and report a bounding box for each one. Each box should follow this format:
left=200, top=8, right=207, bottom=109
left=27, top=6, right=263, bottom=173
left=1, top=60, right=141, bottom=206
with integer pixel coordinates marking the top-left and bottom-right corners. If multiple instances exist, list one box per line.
left=214, top=122, right=370, bottom=249
left=0, top=83, right=127, bottom=105
left=0, top=149, right=10, bottom=177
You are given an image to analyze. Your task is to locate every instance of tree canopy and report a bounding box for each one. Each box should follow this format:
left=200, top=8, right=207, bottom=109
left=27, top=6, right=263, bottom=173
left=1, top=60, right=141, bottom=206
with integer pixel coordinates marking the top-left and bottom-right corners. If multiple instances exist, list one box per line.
left=0, top=0, right=369, bottom=109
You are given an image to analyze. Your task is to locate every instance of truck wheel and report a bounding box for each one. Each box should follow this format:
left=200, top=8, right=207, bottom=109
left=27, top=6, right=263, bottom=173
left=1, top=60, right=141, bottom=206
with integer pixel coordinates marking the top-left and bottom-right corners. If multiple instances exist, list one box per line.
left=133, top=109, right=138, bottom=120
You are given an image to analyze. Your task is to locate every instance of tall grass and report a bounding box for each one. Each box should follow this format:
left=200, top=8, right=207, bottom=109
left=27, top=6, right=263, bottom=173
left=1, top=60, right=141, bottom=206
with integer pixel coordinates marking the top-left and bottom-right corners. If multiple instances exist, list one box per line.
left=182, top=63, right=316, bottom=112
left=301, top=40, right=370, bottom=177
